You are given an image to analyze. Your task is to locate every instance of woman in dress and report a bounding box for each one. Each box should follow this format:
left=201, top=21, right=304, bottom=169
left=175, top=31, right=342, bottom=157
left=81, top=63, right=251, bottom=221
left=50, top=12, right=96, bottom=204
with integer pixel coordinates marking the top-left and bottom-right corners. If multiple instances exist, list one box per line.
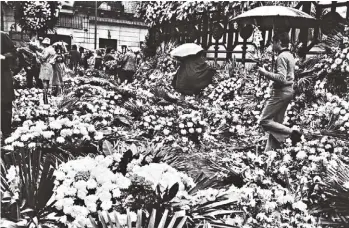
left=36, top=37, right=56, bottom=104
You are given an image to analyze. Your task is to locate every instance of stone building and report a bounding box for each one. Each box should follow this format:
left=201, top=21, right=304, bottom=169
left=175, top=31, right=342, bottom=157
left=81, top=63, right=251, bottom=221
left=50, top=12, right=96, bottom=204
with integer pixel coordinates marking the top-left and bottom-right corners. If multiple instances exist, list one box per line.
left=1, top=1, right=148, bottom=51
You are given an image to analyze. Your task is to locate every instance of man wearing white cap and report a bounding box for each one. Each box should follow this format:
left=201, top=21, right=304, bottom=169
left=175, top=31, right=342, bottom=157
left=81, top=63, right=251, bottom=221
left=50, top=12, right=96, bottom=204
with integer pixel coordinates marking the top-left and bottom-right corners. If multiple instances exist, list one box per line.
left=36, top=37, right=56, bottom=104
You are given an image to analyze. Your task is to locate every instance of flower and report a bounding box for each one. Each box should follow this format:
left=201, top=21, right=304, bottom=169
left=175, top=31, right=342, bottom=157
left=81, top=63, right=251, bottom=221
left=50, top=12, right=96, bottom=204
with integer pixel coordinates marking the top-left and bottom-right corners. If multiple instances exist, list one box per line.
left=296, top=150, right=307, bottom=160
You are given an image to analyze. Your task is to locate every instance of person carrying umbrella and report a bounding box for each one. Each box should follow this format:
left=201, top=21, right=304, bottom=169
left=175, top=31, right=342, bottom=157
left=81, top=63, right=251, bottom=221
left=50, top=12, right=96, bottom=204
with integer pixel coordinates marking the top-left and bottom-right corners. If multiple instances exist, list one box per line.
left=171, top=43, right=215, bottom=99
left=258, top=32, right=302, bottom=151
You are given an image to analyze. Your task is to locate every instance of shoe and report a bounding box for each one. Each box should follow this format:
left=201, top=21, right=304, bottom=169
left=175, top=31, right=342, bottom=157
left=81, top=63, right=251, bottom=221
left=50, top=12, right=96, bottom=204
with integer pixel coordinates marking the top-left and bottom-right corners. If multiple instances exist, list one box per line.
left=290, top=130, right=302, bottom=146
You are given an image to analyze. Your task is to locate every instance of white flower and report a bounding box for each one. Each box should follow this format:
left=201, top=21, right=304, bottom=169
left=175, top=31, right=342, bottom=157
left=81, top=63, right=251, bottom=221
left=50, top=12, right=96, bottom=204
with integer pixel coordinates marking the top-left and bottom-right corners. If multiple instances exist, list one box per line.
left=54, top=170, right=66, bottom=181
left=283, top=154, right=292, bottom=163
left=179, top=123, right=185, bottom=128
left=87, top=125, right=96, bottom=132
left=292, top=201, right=307, bottom=212
left=279, top=165, right=289, bottom=174
left=112, top=188, right=121, bottom=198
left=94, top=132, right=104, bottom=140
left=144, top=116, right=151, bottom=122
left=188, top=128, right=195, bottom=134
left=101, top=200, right=112, bottom=211
left=57, top=137, right=65, bottom=143
left=163, top=129, right=170, bottom=135
left=20, top=134, right=30, bottom=142
left=42, top=131, right=54, bottom=139
left=180, top=129, right=187, bottom=135
left=296, top=150, right=307, bottom=160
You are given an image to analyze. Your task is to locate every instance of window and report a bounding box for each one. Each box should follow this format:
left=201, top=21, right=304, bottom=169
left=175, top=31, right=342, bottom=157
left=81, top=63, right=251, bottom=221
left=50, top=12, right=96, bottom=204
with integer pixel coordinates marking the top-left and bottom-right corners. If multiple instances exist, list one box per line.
left=57, top=15, right=83, bottom=29
left=99, top=38, right=117, bottom=50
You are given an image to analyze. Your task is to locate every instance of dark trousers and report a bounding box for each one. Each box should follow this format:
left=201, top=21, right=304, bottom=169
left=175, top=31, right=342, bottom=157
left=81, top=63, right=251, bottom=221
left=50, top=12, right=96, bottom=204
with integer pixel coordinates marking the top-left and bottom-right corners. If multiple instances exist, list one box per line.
left=26, top=67, right=43, bottom=89
left=1, top=100, right=12, bottom=138
left=119, top=70, right=135, bottom=84
left=70, top=61, right=79, bottom=72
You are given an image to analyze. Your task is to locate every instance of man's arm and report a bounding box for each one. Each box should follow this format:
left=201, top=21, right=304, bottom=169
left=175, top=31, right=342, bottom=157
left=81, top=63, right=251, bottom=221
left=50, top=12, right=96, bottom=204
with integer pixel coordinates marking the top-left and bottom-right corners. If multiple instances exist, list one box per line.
left=1, top=33, right=16, bottom=59
left=262, top=55, right=289, bottom=84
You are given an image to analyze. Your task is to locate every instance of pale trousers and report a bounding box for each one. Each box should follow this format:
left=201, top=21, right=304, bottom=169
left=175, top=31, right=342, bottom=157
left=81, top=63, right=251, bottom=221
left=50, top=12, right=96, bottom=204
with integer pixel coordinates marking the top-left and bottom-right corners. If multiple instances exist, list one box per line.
left=259, top=86, right=294, bottom=152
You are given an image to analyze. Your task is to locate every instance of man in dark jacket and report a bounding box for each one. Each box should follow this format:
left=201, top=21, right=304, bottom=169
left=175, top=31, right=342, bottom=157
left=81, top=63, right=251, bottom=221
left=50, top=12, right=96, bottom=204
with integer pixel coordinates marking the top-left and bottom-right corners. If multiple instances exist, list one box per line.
left=69, top=44, right=80, bottom=72
left=17, top=47, right=43, bottom=88
left=1, top=31, right=16, bottom=138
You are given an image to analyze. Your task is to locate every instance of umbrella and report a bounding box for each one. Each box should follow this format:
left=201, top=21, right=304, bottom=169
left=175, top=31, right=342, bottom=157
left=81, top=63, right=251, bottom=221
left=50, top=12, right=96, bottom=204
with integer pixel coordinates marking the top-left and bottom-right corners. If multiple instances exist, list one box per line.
left=231, top=6, right=317, bottom=29
left=52, top=41, right=68, bottom=46
left=170, top=43, right=203, bottom=58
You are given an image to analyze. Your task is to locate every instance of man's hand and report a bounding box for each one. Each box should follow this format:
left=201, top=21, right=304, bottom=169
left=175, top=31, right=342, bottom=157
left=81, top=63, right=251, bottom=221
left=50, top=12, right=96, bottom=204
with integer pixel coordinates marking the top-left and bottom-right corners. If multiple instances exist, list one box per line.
left=0, top=54, right=5, bottom=60
left=258, top=67, right=268, bottom=76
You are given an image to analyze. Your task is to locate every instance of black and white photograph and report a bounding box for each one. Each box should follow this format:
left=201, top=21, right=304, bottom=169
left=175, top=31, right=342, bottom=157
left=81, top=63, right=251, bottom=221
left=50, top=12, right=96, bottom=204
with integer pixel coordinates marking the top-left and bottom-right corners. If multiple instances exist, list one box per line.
left=1, top=1, right=349, bottom=228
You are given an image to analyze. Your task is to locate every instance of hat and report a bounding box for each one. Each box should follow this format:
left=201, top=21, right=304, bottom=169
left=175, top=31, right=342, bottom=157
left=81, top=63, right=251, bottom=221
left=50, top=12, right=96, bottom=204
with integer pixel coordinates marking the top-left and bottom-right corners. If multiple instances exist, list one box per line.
left=42, top=37, right=51, bottom=45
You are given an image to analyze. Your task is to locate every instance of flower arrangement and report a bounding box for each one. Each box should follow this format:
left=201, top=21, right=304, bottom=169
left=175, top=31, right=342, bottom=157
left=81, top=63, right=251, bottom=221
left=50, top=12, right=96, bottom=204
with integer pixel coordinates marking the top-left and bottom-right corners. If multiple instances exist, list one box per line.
left=3, top=117, right=103, bottom=151
left=52, top=153, right=195, bottom=228
left=14, top=1, right=62, bottom=32
left=52, top=154, right=130, bottom=228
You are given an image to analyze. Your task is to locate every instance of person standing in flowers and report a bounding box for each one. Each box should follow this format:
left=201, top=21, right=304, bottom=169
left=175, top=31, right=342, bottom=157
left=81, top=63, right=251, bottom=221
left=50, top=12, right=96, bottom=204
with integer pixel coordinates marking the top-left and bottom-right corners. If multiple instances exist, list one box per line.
left=51, top=54, right=67, bottom=96
left=258, top=32, right=302, bottom=151
left=0, top=31, right=16, bottom=139
left=119, top=48, right=137, bottom=84
left=94, top=50, right=103, bottom=70
left=36, top=37, right=56, bottom=104
left=69, top=44, right=80, bottom=73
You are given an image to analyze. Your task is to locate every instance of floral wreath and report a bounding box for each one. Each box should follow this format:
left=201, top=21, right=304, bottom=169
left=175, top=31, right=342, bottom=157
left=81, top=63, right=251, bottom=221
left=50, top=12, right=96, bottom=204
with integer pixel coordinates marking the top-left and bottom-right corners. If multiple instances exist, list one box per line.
left=14, top=1, right=62, bottom=32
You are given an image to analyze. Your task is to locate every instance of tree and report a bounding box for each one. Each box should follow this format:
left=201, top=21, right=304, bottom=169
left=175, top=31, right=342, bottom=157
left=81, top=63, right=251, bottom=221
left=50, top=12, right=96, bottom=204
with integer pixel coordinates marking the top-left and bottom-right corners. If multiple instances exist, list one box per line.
left=135, top=1, right=299, bottom=27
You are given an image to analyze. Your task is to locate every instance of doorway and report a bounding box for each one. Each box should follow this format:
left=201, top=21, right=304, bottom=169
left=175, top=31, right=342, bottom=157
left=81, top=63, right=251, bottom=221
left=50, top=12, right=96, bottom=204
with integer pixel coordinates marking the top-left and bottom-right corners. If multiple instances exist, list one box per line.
left=99, top=38, right=117, bottom=50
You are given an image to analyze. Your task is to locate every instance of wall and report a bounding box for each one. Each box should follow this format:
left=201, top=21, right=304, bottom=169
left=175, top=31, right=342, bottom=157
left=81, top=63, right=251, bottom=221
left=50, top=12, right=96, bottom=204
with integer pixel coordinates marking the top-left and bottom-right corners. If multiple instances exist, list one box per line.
left=2, top=4, right=148, bottom=51
left=55, top=15, right=148, bottom=50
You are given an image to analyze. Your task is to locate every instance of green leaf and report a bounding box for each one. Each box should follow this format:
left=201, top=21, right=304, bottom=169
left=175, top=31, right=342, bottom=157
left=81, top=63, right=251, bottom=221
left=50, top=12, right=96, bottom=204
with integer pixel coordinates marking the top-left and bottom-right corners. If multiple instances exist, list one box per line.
left=147, top=209, right=157, bottom=228
left=163, top=183, right=179, bottom=202
left=102, top=140, right=114, bottom=156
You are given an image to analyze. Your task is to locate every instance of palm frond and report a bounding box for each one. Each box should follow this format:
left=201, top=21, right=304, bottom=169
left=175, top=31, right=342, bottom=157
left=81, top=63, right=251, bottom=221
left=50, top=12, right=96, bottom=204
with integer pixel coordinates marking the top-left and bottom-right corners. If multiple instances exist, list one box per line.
left=312, top=160, right=349, bottom=226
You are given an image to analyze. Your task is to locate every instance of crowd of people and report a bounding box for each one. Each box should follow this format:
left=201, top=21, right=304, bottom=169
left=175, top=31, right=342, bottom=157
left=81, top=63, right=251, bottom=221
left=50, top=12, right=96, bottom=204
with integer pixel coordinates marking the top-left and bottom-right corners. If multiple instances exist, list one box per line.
left=14, top=37, right=141, bottom=100
left=0, top=32, right=142, bottom=139
left=1, top=30, right=302, bottom=151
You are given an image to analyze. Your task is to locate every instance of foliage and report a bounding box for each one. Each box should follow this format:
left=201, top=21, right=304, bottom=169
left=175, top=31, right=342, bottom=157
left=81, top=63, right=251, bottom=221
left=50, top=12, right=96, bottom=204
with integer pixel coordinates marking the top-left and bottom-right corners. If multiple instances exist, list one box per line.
left=1, top=151, right=57, bottom=228
left=135, top=1, right=299, bottom=27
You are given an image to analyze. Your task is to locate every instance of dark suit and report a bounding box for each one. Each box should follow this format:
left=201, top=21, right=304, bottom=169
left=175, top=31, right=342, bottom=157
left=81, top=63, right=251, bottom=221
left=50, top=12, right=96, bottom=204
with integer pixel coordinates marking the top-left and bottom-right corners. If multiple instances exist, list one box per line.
left=1, top=32, right=16, bottom=138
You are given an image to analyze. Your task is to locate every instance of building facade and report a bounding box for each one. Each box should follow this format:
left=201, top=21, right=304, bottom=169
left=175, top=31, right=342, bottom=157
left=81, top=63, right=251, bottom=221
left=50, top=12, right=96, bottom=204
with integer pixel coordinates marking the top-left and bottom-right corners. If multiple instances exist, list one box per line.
left=2, top=1, right=148, bottom=51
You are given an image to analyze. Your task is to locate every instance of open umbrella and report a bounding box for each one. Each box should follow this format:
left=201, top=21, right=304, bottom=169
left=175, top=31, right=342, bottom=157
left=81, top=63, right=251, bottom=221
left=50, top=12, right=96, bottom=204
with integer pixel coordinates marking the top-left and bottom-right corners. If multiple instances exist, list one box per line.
left=52, top=41, right=68, bottom=46
left=170, top=43, right=203, bottom=58
left=231, top=6, right=317, bottom=29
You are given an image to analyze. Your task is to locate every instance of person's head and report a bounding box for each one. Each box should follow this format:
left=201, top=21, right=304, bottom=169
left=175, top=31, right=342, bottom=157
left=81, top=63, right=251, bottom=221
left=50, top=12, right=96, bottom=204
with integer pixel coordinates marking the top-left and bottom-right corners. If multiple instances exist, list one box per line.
left=272, top=32, right=289, bottom=52
left=96, top=50, right=101, bottom=56
left=56, top=54, right=64, bottom=63
left=111, top=49, right=115, bottom=54
left=42, top=37, right=51, bottom=47
left=72, top=44, right=77, bottom=50
left=106, top=47, right=112, bottom=54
